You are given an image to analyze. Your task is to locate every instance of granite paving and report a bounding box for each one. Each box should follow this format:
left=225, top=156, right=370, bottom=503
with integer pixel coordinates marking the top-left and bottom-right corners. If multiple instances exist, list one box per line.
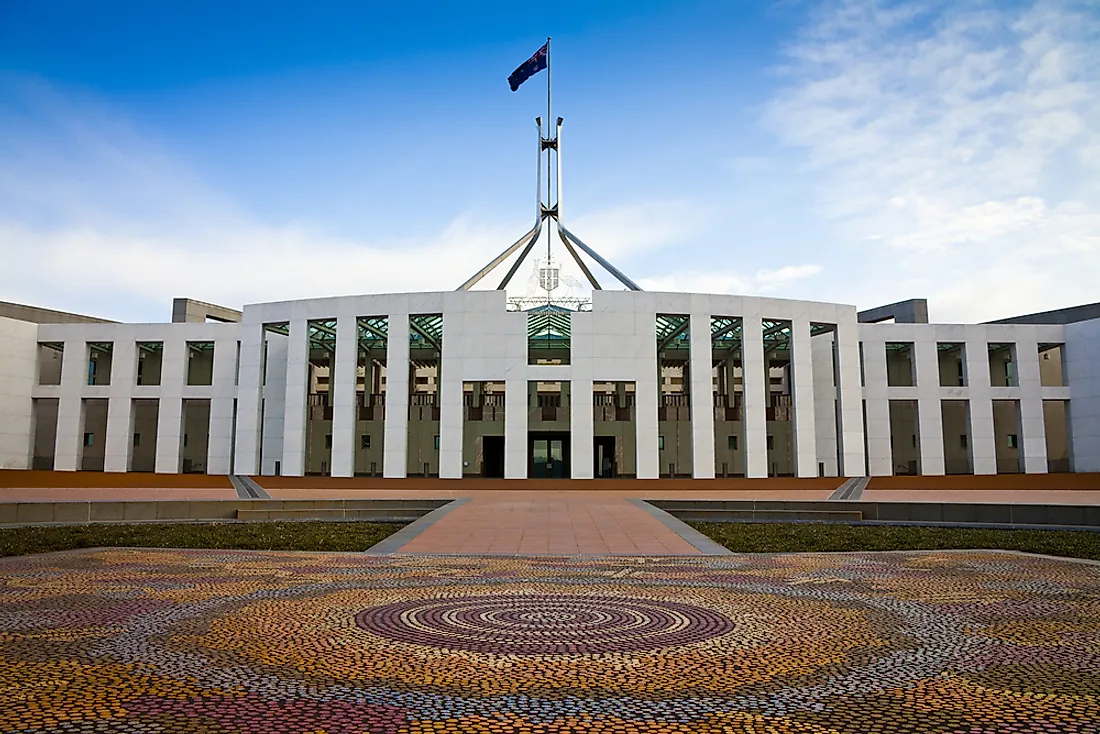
left=1, top=548, right=1099, bottom=733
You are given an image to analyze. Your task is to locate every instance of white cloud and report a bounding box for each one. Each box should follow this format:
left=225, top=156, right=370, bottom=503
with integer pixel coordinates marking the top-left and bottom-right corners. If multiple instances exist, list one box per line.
left=639, top=264, right=822, bottom=296
left=764, top=0, right=1100, bottom=320
left=0, top=77, right=700, bottom=320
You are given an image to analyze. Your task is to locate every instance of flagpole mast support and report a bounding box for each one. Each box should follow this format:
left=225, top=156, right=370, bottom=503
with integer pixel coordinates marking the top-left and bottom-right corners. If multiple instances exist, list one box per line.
left=457, top=38, right=644, bottom=293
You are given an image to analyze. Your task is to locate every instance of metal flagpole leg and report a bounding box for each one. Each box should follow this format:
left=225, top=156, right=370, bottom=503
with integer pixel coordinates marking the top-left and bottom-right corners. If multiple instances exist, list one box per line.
left=557, top=224, right=601, bottom=289
left=559, top=224, right=643, bottom=291
left=457, top=221, right=542, bottom=291
left=497, top=220, right=544, bottom=289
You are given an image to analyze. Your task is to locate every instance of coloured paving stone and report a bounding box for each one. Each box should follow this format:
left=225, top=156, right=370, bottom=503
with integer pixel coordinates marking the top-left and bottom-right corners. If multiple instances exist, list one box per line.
left=0, top=549, right=1097, bottom=733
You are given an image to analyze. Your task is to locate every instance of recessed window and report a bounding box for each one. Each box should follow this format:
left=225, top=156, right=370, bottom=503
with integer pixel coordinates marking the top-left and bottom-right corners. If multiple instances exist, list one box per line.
left=728, top=435, right=738, bottom=451
left=133, top=433, right=141, bottom=447
left=960, top=434, right=967, bottom=449
left=912, top=435, right=917, bottom=448
left=1007, top=434, right=1018, bottom=449
left=83, top=432, right=94, bottom=447
left=433, top=435, right=440, bottom=450
left=361, top=434, right=370, bottom=449
left=766, top=435, right=774, bottom=451
left=658, top=435, right=665, bottom=450
left=183, top=434, right=188, bottom=448
left=325, top=435, right=333, bottom=449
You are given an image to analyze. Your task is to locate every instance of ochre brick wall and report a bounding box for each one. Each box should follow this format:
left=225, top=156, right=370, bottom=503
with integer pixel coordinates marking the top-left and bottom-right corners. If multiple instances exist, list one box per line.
left=867, top=474, right=1100, bottom=490
left=0, top=470, right=232, bottom=489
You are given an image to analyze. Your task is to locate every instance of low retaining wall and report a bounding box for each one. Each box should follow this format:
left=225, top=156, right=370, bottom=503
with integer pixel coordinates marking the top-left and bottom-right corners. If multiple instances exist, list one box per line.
left=0, top=499, right=449, bottom=526
left=651, top=499, right=1100, bottom=530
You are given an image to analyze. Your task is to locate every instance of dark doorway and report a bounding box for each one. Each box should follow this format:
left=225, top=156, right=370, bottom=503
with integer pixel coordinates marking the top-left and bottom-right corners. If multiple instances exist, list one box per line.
left=482, top=436, right=505, bottom=478
left=529, top=432, right=570, bottom=478
left=594, top=436, right=616, bottom=478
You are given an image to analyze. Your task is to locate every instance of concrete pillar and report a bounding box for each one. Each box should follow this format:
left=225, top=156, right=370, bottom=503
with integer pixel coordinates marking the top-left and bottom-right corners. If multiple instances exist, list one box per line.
left=259, top=333, right=288, bottom=475
left=103, top=339, right=136, bottom=472
left=504, top=373, right=528, bottom=478
left=689, top=311, right=715, bottom=479
left=330, top=313, right=358, bottom=477
left=636, top=315, right=660, bottom=480
left=914, top=337, right=946, bottom=475
left=53, top=340, right=86, bottom=471
left=155, top=338, right=186, bottom=474
left=1064, top=318, right=1100, bottom=472
left=964, top=337, right=996, bottom=475
left=206, top=337, right=237, bottom=475
left=861, top=335, right=891, bottom=476
left=811, top=332, right=839, bottom=477
left=383, top=313, right=410, bottom=478
left=790, top=317, right=818, bottom=478
left=571, top=377, right=594, bottom=479
left=742, top=314, right=768, bottom=478
left=233, top=323, right=265, bottom=475
left=1015, top=333, right=1048, bottom=473
left=835, top=315, right=867, bottom=476
left=280, top=319, right=309, bottom=477
left=438, top=368, right=463, bottom=479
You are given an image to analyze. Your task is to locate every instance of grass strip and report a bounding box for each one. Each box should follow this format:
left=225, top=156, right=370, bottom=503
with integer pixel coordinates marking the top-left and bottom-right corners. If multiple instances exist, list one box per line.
left=690, top=521, right=1100, bottom=561
left=0, top=521, right=403, bottom=558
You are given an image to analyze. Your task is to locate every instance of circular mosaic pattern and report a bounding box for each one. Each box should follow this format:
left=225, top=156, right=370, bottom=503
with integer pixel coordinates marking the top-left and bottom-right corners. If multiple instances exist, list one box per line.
left=355, top=593, right=736, bottom=654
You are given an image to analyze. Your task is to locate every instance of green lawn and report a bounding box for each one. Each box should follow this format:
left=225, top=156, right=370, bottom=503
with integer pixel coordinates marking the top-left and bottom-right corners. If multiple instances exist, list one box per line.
left=0, top=521, right=404, bottom=558
left=690, top=521, right=1100, bottom=561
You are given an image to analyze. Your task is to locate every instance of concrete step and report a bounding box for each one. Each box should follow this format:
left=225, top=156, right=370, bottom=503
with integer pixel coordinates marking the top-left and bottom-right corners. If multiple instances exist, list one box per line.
left=667, top=508, right=863, bottom=522
left=236, top=508, right=426, bottom=522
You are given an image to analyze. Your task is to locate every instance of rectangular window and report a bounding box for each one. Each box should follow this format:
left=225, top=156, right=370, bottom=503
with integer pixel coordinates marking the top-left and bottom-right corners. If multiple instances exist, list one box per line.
left=83, top=432, right=93, bottom=447
left=912, top=434, right=917, bottom=448
left=658, top=435, right=665, bottom=450
left=960, top=434, right=967, bottom=449
left=37, top=342, right=64, bottom=386
left=937, top=343, right=966, bottom=386
left=136, top=342, right=163, bottom=386
left=728, top=435, right=738, bottom=451
left=325, top=435, right=333, bottom=449
left=87, top=342, right=113, bottom=386
left=361, top=434, right=370, bottom=449
left=988, top=344, right=1018, bottom=387
left=1007, top=434, right=1018, bottom=449
left=885, top=343, right=915, bottom=387
left=186, top=342, right=215, bottom=386
left=183, top=434, right=188, bottom=448
left=766, top=435, right=774, bottom=451
left=133, top=433, right=140, bottom=447
left=433, top=435, right=440, bottom=450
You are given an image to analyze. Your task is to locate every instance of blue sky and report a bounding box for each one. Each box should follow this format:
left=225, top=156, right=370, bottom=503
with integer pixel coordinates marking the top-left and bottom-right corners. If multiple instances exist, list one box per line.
left=1, top=0, right=1097, bottom=323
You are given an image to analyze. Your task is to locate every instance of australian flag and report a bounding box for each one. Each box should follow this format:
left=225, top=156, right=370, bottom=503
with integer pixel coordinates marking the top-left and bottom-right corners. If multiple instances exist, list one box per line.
left=508, top=42, right=548, bottom=92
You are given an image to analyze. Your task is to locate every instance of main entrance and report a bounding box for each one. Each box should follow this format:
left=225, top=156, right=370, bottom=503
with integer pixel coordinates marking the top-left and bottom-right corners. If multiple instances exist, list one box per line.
left=529, top=432, right=570, bottom=478
left=594, top=436, right=616, bottom=478
left=482, top=436, right=505, bottom=478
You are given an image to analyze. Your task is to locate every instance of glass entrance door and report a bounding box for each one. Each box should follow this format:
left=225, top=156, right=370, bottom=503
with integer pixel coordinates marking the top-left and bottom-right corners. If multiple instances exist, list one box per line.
left=532, top=438, right=566, bottom=478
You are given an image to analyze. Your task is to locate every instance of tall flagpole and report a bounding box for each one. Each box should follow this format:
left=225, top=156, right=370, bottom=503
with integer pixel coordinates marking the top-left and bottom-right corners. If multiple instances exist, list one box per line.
left=545, top=36, right=552, bottom=276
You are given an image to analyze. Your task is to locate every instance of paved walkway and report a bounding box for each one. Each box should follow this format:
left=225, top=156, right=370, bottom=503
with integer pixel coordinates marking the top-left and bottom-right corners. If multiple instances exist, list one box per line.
left=394, top=492, right=704, bottom=555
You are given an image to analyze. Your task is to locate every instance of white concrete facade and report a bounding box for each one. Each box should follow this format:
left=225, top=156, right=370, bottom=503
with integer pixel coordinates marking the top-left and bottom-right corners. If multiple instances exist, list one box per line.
left=0, top=291, right=1096, bottom=478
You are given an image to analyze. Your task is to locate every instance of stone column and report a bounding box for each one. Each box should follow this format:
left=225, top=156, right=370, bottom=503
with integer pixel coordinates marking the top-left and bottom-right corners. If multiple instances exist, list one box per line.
left=155, top=338, right=186, bottom=474
left=233, top=323, right=265, bottom=475
left=835, top=314, right=867, bottom=477
left=914, top=336, right=946, bottom=475
left=689, top=311, right=716, bottom=479
left=383, top=313, right=410, bottom=478
left=742, top=314, right=768, bottom=478
left=330, top=313, right=358, bottom=477
left=103, top=339, right=136, bottom=472
left=279, top=319, right=309, bottom=477
left=790, top=317, right=818, bottom=478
